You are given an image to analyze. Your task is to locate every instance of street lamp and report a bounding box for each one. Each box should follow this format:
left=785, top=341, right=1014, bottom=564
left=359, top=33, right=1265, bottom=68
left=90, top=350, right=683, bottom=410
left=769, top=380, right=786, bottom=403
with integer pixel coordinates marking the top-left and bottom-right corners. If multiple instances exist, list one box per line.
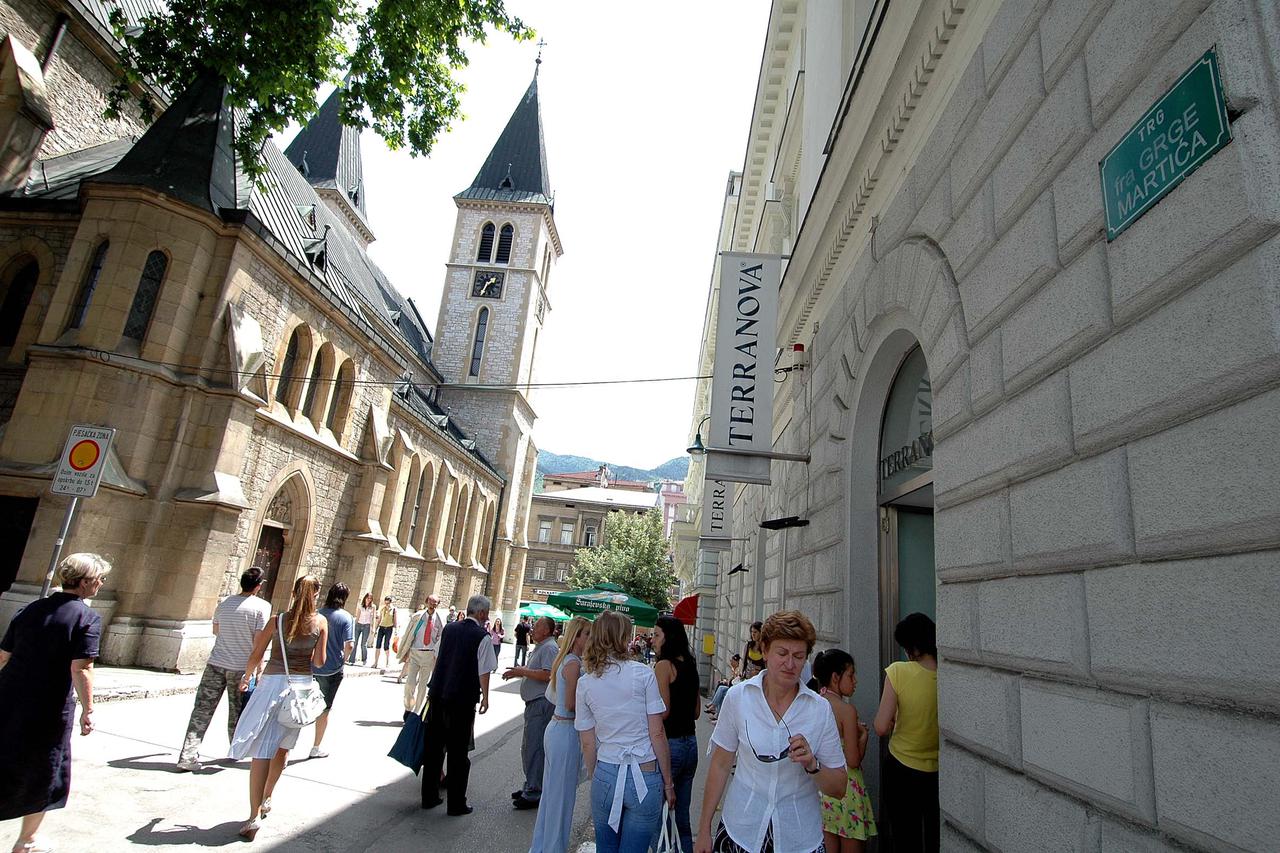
left=686, top=416, right=710, bottom=456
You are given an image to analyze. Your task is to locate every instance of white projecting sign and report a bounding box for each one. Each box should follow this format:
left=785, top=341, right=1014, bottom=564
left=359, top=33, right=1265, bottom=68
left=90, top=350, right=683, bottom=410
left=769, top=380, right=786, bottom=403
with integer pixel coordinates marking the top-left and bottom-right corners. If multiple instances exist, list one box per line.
left=706, top=252, right=782, bottom=486
left=51, top=424, right=116, bottom=498
left=699, top=476, right=732, bottom=552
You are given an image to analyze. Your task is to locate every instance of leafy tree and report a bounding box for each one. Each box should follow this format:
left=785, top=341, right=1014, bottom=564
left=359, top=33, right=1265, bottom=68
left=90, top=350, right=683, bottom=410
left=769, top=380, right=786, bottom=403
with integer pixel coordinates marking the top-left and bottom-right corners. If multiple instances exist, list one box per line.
left=567, top=510, right=677, bottom=611
left=107, top=0, right=532, bottom=178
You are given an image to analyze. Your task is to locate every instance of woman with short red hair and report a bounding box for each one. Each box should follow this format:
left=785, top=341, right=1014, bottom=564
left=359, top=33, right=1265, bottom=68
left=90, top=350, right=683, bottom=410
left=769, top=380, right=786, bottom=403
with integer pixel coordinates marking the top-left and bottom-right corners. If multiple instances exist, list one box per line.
left=694, top=611, right=848, bottom=853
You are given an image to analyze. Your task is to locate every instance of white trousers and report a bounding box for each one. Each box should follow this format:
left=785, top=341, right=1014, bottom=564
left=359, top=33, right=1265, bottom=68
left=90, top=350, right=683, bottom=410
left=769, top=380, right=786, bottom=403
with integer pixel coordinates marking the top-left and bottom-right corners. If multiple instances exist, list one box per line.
left=402, top=648, right=436, bottom=712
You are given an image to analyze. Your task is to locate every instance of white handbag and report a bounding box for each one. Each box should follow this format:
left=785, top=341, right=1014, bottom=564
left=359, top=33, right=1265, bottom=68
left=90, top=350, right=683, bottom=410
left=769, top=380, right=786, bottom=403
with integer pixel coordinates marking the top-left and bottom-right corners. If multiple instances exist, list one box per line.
left=274, top=614, right=326, bottom=729
left=656, top=801, right=683, bottom=853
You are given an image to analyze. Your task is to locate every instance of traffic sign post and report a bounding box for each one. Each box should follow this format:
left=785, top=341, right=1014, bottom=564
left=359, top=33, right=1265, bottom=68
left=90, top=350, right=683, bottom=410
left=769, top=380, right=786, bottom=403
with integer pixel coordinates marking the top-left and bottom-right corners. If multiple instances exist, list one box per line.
left=42, top=425, right=116, bottom=597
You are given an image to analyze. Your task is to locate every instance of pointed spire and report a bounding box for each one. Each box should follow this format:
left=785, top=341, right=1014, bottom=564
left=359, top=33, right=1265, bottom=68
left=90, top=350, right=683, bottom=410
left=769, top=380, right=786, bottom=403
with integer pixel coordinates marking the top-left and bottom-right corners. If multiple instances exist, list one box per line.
left=457, top=73, right=552, bottom=205
left=97, top=70, right=237, bottom=213
left=285, top=85, right=366, bottom=218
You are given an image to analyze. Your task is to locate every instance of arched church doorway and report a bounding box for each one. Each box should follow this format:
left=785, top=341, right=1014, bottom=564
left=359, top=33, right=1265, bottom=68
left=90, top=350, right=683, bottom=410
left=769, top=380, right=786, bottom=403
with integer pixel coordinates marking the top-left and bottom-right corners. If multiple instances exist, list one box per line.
left=877, top=345, right=935, bottom=667
left=249, top=474, right=311, bottom=608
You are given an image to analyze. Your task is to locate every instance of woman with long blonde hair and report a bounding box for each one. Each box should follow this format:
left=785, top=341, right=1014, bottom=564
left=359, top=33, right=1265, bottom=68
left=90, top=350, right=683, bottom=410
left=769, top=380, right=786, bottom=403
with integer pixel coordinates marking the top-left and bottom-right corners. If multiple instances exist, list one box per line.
left=229, top=574, right=328, bottom=840
left=528, top=616, right=590, bottom=853
left=575, top=611, right=673, bottom=853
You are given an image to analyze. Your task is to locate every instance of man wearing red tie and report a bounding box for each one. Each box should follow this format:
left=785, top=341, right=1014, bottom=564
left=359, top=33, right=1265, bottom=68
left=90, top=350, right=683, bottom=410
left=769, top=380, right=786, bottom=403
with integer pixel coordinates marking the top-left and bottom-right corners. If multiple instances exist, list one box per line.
left=398, top=594, right=444, bottom=713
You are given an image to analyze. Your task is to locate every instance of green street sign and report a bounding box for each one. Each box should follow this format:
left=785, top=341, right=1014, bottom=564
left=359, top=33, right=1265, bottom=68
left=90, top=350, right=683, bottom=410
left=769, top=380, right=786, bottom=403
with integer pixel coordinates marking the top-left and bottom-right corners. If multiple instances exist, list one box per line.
left=1100, top=47, right=1231, bottom=241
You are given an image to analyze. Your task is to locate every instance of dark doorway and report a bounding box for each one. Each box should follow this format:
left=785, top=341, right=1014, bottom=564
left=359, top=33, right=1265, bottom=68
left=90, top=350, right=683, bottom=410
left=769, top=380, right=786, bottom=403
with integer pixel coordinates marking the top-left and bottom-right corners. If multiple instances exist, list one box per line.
left=252, top=526, right=285, bottom=603
left=0, top=496, right=38, bottom=594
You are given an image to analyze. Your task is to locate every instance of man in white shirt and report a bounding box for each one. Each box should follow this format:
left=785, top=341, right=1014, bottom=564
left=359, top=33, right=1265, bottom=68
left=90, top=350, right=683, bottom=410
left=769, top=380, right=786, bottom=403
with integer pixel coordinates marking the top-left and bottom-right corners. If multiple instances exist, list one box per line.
left=397, top=593, right=444, bottom=713
left=176, top=568, right=271, bottom=771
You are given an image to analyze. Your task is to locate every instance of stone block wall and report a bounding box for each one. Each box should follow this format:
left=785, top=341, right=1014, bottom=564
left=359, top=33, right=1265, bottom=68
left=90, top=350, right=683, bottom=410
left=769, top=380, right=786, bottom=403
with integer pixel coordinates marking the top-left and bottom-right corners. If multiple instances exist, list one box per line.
left=715, top=0, right=1280, bottom=849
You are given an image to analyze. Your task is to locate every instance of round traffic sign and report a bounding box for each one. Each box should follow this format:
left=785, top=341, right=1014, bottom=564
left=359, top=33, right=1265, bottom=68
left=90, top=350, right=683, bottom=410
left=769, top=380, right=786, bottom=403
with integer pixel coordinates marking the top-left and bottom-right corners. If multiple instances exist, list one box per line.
left=68, top=439, right=101, bottom=472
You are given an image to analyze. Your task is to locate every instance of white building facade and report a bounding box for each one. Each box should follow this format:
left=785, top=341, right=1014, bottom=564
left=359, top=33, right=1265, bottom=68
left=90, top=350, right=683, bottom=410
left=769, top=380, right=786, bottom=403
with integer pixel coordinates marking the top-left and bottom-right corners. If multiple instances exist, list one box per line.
left=682, top=1, right=1280, bottom=850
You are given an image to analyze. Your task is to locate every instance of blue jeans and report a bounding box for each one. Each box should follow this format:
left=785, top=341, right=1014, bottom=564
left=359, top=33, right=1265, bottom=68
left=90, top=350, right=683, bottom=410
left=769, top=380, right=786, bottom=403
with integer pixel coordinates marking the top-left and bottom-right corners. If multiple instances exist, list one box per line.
left=348, top=622, right=371, bottom=663
left=668, top=735, right=698, bottom=852
left=590, top=762, right=663, bottom=853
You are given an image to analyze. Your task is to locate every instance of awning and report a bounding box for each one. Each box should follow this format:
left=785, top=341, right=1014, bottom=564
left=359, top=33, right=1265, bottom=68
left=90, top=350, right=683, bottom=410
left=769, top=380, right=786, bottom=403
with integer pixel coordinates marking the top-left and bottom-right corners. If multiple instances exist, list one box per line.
left=518, top=601, right=571, bottom=622
left=546, top=583, right=659, bottom=628
left=673, top=594, right=698, bottom=626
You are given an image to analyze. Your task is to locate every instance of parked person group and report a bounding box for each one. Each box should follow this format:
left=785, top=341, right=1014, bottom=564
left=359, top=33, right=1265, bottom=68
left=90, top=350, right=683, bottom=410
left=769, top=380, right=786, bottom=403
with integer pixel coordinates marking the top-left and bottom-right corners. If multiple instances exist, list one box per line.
left=1, top=553, right=110, bottom=853
left=177, top=567, right=271, bottom=771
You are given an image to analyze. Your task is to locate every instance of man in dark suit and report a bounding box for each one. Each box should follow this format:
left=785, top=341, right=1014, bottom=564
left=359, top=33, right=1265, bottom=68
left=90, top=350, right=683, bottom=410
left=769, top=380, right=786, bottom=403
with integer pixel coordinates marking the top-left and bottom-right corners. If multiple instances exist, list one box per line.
left=421, top=593, right=497, bottom=816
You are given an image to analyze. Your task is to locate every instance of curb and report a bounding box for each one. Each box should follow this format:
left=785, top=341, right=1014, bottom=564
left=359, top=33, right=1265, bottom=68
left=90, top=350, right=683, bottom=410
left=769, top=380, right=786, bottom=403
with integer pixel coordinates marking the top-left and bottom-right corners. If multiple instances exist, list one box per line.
left=95, top=664, right=387, bottom=704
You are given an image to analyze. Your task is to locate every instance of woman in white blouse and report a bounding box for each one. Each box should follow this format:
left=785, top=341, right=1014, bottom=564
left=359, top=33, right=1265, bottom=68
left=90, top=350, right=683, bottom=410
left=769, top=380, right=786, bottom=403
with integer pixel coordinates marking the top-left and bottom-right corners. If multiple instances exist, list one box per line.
left=695, top=611, right=848, bottom=853
left=575, top=611, right=674, bottom=853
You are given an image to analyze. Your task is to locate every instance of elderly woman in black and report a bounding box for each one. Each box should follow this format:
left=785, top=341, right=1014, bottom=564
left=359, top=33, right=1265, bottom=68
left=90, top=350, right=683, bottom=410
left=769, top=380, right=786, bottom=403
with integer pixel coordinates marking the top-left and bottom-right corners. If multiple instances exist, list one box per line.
left=0, top=553, right=111, bottom=853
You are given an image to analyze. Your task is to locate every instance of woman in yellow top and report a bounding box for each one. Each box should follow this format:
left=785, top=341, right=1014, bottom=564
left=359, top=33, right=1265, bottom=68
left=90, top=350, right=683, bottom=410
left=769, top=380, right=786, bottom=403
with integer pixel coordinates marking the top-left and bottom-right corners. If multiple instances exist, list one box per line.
left=372, top=596, right=398, bottom=673
left=873, top=613, right=938, bottom=853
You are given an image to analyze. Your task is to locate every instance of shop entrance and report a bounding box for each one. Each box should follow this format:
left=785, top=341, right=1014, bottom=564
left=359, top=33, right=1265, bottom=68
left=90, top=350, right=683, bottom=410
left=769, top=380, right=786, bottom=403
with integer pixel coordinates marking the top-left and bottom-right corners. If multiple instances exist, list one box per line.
left=251, top=526, right=285, bottom=603
left=877, top=345, right=935, bottom=665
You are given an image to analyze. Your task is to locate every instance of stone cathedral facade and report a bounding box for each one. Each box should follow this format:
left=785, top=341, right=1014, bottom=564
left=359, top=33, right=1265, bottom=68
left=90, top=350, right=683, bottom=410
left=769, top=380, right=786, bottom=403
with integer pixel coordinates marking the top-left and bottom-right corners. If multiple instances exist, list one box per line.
left=0, top=0, right=558, bottom=670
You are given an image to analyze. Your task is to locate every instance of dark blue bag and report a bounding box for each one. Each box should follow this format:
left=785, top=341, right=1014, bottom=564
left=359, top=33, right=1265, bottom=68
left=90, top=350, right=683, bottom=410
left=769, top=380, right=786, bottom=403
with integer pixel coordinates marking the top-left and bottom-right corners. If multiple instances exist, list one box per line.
left=389, top=708, right=425, bottom=774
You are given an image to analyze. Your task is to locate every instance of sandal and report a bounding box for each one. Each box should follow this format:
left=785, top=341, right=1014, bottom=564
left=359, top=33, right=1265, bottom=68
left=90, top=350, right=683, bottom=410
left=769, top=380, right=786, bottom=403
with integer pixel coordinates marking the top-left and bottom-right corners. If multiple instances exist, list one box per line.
left=238, top=818, right=261, bottom=840
left=13, top=841, right=54, bottom=853
left=259, top=797, right=272, bottom=819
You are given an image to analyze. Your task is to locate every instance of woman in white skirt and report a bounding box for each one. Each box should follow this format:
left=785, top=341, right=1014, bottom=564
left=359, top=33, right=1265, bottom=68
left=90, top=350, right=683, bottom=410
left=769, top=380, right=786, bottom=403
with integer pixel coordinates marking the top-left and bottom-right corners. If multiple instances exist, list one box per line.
left=229, top=574, right=327, bottom=840
left=528, top=616, right=590, bottom=853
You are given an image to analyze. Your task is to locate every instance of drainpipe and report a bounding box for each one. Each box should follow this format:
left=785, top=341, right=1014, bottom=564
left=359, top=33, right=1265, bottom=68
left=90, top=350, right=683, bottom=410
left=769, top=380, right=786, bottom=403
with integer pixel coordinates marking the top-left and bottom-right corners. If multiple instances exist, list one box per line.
left=42, top=15, right=68, bottom=73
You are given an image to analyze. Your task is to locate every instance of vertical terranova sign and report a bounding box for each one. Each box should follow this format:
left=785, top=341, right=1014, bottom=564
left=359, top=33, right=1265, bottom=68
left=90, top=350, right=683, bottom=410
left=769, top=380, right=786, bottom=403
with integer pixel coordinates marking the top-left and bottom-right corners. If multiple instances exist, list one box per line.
left=700, top=476, right=732, bottom=552
left=706, top=252, right=781, bottom=487
left=1101, top=47, right=1231, bottom=241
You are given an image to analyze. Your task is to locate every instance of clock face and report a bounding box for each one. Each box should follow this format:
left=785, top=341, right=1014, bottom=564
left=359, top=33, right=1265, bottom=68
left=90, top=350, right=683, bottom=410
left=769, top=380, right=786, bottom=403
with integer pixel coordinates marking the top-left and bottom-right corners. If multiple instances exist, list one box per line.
left=472, top=270, right=504, bottom=299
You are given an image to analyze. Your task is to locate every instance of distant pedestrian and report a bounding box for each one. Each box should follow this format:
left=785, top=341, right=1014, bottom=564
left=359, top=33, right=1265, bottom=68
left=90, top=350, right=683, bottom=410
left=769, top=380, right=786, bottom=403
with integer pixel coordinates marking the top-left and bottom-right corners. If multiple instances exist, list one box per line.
left=373, top=596, right=397, bottom=672
left=514, top=617, right=531, bottom=666
left=398, top=594, right=444, bottom=713
left=503, top=616, right=557, bottom=810
left=489, top=618, right=505, bottom=666
left=873, top=613, right=938, bottom=853
left=705, top=654, right=742, bottom=720
left=742, top=621, right=764, bottom=678
left=229, top=574, right=328, bottom=840
left=653, top=615, right=700, bottom=852
left=177, top=567, right=271, bottom=771
left=527, top=616, right=590, bottom=853
left=0, top=553, right=110, bottom=853
left=348, top=592, right=376, bottom=666
left=694, top=610, right=847, bottom=853
left=576, top=610, right=674, bottom=853
left=420, top=594, right=497, bottom=816
left=810, top=649, right=876, bottom=851
left=310, top=582, right=354, bottom=759
left=447, top=605, right=458, bottom=623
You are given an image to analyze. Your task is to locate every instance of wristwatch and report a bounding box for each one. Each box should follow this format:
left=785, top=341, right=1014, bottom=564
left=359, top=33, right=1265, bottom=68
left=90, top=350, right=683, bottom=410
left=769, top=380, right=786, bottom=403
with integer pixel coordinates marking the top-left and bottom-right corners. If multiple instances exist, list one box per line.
left=805, top=759, right=820, bottom=775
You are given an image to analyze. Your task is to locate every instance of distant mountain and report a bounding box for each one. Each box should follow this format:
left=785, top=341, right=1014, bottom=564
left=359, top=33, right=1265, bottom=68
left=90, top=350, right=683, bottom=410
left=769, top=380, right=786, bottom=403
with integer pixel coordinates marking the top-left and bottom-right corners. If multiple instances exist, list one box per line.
left=536, top=450, right=689, bottom=491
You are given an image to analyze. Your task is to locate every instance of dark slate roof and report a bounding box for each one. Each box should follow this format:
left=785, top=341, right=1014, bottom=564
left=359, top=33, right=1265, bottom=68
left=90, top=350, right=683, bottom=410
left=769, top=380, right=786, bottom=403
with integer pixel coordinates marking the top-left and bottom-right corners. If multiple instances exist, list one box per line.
left=283, top=85, right=368, bottom=220
left=456, top=75, right=552, bottom=206
left=21, top=138, right=133, bottom=200
left=94, top=71, right=237, bottom=213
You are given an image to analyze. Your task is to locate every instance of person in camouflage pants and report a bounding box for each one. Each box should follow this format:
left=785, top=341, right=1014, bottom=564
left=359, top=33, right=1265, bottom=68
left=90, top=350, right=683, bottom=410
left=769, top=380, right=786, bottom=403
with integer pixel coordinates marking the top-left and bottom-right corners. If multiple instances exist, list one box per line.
left=177, top=569, right=271, bottom=770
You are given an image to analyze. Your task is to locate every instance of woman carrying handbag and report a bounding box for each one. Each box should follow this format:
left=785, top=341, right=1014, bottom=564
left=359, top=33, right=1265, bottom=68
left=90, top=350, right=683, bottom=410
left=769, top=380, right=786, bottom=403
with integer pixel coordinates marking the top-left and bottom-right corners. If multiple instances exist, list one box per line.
left=229, top=574, right=328, bottom=841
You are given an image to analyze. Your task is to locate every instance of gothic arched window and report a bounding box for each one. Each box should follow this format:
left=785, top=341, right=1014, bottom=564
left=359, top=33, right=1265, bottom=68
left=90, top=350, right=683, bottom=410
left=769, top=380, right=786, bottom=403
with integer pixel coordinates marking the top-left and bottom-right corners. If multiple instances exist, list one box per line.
left=469, top=308, right=489, bottom=377
left=326, top=358, right=356, bottom=439
left=276, top=329, right=302, bottom=405
left=476, top=223, right=495, bottom=263
left=495, top=223, right=514, bottom=264
left=66, top=240, right=109, bottom=331
left=123, top=250, right=168, bottom=343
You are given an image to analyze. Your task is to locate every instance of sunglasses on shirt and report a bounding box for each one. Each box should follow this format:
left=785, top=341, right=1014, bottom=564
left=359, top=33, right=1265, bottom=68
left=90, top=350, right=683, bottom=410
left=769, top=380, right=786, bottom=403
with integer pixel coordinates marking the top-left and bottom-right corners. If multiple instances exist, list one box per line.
left=745, top=719, right=793, bottom=763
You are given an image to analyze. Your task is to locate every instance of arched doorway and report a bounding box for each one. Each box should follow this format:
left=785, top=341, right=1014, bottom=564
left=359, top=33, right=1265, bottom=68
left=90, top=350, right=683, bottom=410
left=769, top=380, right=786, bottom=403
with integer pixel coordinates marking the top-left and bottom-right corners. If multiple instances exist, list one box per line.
left=877, top=344, right=935, bottom=665
left=249, top=471, right=312, bottom=608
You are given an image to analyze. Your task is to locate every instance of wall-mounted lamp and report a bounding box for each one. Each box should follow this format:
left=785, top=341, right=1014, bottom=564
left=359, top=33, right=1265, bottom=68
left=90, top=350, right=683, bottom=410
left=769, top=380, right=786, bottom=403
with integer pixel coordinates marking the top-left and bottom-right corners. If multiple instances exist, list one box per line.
left=686, top=415, right=711, bottom=456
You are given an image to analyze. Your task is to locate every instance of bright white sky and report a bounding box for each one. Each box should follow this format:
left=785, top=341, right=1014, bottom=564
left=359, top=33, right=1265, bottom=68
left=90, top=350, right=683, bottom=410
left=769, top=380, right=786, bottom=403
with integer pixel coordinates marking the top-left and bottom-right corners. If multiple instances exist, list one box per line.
left=285, top=1, right=769, bottom=470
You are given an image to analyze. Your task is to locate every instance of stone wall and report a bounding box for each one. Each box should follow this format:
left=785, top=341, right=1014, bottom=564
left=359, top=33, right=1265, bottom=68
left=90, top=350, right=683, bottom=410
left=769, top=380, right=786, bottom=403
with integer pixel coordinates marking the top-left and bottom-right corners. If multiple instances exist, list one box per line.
left=716, top=0, right=1280, bottom=849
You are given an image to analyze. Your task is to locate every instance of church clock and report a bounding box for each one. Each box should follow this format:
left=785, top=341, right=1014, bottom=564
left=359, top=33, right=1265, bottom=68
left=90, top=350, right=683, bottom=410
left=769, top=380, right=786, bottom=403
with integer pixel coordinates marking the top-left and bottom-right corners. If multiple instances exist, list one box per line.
left=472, top=270, right=505, bottom=299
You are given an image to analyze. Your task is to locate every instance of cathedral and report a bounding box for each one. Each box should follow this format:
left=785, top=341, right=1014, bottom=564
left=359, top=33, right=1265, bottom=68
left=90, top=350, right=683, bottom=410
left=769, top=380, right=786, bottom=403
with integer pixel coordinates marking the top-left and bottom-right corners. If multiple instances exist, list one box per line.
left=0, top=0, right=557, bottom=670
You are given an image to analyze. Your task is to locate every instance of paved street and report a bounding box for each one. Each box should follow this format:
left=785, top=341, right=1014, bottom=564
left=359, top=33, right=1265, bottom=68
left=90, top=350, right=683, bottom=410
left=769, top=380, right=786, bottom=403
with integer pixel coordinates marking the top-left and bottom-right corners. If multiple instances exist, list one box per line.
left=0, top=646, right=644, bottom=852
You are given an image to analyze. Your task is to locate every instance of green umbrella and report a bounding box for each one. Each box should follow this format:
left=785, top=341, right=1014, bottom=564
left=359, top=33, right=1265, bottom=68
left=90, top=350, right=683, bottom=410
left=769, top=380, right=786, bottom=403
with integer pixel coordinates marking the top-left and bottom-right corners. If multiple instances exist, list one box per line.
left=546, top=583, right=659, bottom=628
left=518, top=601, right=571, bottom=622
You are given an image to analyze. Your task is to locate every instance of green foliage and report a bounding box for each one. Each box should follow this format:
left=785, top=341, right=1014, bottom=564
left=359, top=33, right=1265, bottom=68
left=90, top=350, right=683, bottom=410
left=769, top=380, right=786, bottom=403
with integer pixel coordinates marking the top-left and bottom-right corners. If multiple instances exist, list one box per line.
left=106, top=0, right=532, bottom=179
left=568, top=510, right=676, bottom=611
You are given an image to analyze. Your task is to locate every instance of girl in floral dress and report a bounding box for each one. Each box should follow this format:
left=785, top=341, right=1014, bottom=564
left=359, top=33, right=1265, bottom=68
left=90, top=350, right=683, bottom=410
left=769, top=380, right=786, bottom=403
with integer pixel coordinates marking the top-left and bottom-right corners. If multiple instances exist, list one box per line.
left=810, top=649, right=877, bottom=851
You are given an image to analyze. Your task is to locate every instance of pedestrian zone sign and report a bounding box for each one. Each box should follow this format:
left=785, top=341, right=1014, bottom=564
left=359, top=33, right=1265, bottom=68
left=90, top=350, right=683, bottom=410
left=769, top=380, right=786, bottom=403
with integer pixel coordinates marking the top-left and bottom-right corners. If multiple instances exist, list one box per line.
left=52, top=424, right=116, bottom=498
